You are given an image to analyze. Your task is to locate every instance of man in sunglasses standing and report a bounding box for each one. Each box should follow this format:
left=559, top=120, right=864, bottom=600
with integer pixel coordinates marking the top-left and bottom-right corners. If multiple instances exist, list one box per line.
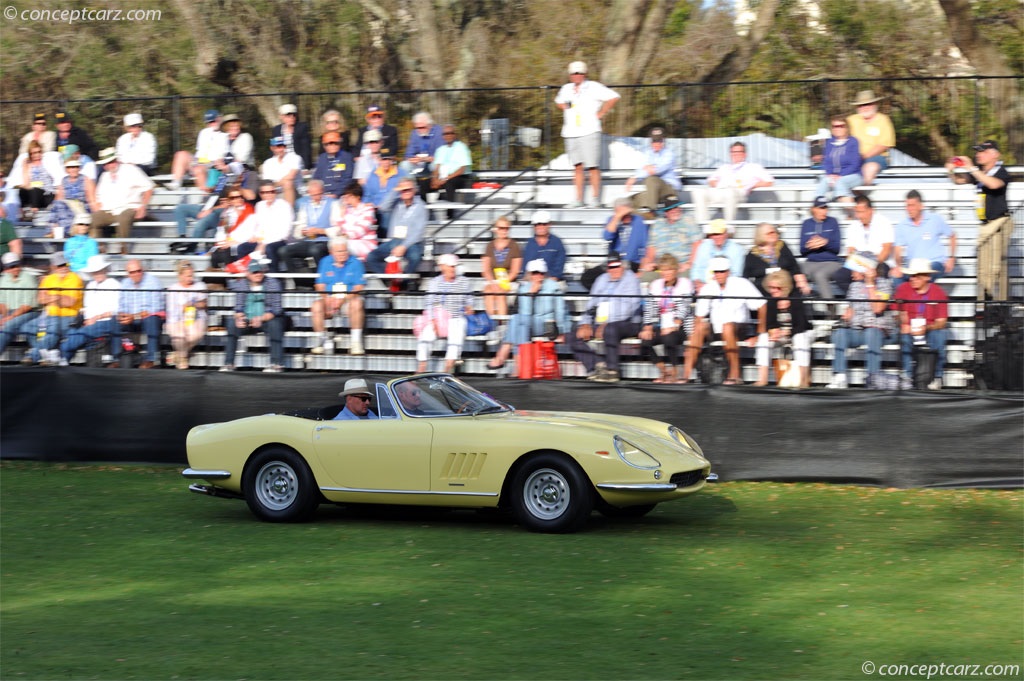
left=555, top=61, right=620, bottom=208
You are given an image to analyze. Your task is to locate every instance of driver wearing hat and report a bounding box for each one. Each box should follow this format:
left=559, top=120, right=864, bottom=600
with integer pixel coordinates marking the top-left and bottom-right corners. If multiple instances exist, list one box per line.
left=847, top=89, right=895, bottom=185
left=334, top=377, right=380, bottom=420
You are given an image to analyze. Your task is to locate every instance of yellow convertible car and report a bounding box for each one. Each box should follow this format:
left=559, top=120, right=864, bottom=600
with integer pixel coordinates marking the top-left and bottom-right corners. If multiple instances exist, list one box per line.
left=183, top=373, right=713, bottom=533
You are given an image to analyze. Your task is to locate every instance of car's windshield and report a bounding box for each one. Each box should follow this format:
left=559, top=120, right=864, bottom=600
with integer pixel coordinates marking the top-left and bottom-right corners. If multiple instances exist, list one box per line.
left=393, top=375, right=510, bottom=417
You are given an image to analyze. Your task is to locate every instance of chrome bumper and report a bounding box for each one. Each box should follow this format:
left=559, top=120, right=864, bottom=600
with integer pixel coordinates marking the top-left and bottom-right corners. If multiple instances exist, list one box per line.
left=188, top=483, right=244, bottom=500
left=182, top=468, right=232, bottom=480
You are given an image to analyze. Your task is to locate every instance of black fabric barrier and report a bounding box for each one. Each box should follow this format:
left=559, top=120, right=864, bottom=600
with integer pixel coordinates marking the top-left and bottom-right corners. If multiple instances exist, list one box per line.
left=2, top=367, right=1021, bottom=489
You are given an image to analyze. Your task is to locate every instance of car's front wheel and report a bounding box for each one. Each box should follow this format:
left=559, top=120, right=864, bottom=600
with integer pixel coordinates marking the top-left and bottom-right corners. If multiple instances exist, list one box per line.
left=511, top=454, right=593, bottom=533
left=243, top=448, right=320, bottom=522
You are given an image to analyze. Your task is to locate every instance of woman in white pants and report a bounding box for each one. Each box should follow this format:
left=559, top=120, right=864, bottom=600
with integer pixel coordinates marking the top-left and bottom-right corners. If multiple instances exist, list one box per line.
left=416, top=253, right=474, bottom=373
left=752, top=270, right=813, bottom=387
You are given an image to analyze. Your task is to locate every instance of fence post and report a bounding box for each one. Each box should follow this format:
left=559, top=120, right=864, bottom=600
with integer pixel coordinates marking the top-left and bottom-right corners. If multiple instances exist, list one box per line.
left=171, top=95, right=181, bottom=170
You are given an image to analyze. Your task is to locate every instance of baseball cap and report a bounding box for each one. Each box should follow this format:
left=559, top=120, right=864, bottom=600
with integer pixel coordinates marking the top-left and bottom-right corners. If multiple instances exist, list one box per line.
left=526, top=258, right=548, bottom=273
left=278, top=104, right=297, bottom=115
left=531, top=209, right=552, bottom=224
left=812, top=196, right=829, bottom=208
left=50, top=251, right=68, bottom=267
left=247, top=259, right=269, bottom=273
left=437, top=253, right=459, bottom=267
left=54, top=111, right=72, bottom=123
left=1, top=252, right=22, bottom=268
left=33, top=112, right=46, bottom=122
left=705, top=219, right=729, bottom=235
left=322, top=132, right=342, bottom=144
left=972, top=140, right=999, bottom=152
left=123, top=113, right=143, bottom=127
left=365, top=105, right=384, bottom=118
left=204, top=109, right=220, bottom=123
left=568, top=61, right=587, bottom=74
left=269, top=136, right=286, bottom=147
left=61, top=144, right=80, bottom=161
left=363, top=129, right=383, bottom=142
left=710, top=256, right=732, bottom=272
left=74, top=213, right=92, bottom=225
left=649, top=127, right=665, bottom=142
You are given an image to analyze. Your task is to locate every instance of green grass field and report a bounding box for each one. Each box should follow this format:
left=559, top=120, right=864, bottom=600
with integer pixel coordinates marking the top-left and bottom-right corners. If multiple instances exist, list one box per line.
left=1, top=462, right=1021, bottom=681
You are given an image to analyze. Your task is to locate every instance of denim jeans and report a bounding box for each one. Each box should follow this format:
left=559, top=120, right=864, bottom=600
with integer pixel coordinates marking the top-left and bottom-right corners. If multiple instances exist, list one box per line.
left=901, top=328, right=947, bottom=378
left=365, top=239, right=424, bottom=275
left=0, top=311, right=41, bottom=354
left=832, top=326, right=895, bottom=376
left=61, top=318, right=119, bottom=361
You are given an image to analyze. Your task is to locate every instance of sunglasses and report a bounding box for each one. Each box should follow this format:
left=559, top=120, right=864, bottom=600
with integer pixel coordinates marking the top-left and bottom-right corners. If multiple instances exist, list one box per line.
left=369, top=113, right=384, bottom=118
left=352, top=395, right=372, bottom=402
left=260, top=189, right=276, bottom=194
left=832, top=123, right=847, bottom=128
left=126, top=269, right=142, bottom=274
left=325, top=141, right=340, bottom=145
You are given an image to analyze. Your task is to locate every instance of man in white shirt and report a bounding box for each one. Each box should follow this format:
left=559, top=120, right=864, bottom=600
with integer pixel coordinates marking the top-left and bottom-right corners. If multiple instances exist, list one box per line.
left=115, top=113, right=158, bottom=175
left=253, top=181, right=295, bottom=272
left=169, top=109, right=227, bottom=191
left=89, top=148, right=155, bottom=253
left=834, top=195, right=894, bottom=295
left=58, top=255, right=121, bottom=365
left=554, top=61, right=620, bottom=208
left=261, top=136, right=303, bottom=206
left=691, top=141, right=774, bottom=224
left=682, top=256, right=765, bottom=385
left=430, top=124, right=473, bottom=213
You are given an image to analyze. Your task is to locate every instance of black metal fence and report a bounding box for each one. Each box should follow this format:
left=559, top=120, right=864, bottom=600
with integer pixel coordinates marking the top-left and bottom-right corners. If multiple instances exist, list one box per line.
left=3, top=76, right=1020, bottom=172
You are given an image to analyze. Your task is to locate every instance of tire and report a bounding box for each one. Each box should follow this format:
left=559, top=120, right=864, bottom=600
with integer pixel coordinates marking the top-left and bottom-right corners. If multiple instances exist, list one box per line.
left=595, top=498, right=657, bottom=519
left=242, top=448, right=320, bottom=522
left=510, top=454, right=593, bottom=533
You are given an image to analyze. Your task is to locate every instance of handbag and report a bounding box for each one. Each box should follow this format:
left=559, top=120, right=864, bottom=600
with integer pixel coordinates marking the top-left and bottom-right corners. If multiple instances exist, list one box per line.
left=413, top=308, right=450, bottom=338
left=224, top=254, right=251, bottom=274
left=465, top=312, right=494, bottom=337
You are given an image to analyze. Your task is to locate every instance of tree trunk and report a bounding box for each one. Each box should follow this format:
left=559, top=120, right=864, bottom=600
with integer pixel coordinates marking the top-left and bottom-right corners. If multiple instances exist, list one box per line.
left=700, top=0, right=780, bottom=85
left=938, top=0, right=1024, bottom=160
left=602, top=0, right=677, bottom=85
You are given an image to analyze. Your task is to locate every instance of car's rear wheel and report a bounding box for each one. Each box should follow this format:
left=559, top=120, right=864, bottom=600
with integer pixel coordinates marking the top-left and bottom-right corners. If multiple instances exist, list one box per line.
left=511, top=454, right=593, bottom=533
left=243, top=448, right=319, bottom=522
left=595, top=498, right=657, bottom=519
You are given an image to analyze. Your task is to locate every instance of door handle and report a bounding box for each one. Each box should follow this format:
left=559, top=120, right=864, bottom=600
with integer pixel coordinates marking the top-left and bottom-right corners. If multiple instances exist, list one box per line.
left=315, top=425, right=338, bottom=432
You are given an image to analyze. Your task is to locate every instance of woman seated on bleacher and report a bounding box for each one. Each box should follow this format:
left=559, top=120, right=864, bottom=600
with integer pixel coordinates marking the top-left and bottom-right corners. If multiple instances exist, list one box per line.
left=751, top=270, right=812, bottom=388
left=743, top=222, right=811, bottom=296
left=487, top=258, right=568, bottom=373
left=208, top=185, right=257, bottom=271
left=49, top=157, right=95, bottom=238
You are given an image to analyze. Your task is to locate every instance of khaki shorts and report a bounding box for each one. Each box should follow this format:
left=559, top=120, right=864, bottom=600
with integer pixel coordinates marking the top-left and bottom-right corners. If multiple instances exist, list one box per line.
left=565, top=132, right=602, bottom=169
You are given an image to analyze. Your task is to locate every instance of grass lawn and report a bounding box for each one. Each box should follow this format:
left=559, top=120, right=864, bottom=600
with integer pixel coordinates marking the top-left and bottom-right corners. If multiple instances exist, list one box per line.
left=1, top=462, right=1021, bottom=681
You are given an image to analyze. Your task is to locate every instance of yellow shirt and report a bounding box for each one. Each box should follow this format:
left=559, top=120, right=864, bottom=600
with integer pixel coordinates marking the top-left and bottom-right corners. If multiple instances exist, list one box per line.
left=39, top=271, right=84, bottom=316
left=847, top=112, right=895, bottom=158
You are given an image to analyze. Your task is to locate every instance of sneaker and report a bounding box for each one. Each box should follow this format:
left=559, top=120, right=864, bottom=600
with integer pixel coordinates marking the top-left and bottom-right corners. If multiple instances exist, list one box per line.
left=928, top=378, right=943, bottom=391
left=263, top=365, right=283, bottom=373
left=311, top=344, right=324, bottom=355
left=20, top=355, right=34, bottom=366
left=566, top=200, right=584, bottom=209
left=899, top=375, right=913, bottom=390
left=101, top=354, right=115, bottom=364
left=594, top=369, right=620, bottom=383
left=349, top=340, right=364, bottom=356
left=826, top=374, right=848, bottom=389
left=585, top=198, right=602, bottom=208
left=58, top=358, right=69, bottom=367
left=218, top=365, right=235, bottom=372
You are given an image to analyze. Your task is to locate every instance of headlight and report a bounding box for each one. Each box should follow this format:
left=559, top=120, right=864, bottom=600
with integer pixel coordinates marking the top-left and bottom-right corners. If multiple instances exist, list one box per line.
left=669, top=426, right=706, bottom=459
left=614, top=436, right=661, bottom=469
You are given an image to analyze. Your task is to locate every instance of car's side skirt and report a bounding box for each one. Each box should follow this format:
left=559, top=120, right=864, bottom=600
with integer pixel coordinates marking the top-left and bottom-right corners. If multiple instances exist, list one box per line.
left=320, top=486, right=498, bottom=498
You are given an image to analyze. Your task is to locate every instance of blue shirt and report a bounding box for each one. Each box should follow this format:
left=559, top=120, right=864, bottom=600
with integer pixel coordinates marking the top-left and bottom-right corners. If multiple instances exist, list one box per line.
left=404, top=125, right=445, bottom=160
left=581, top=269, right=642, bottom=325
left=313, top=151, right=354, bottom=196
left=334, top=405, right=380, bottom=421
left=691, top=239, right=745, bottom=284
left=522, top=234, right=567, bottom=280
left=799, top=216, right=843, bottom=263
left=316, top=255, right=367, bottom=291
left=381, top=195, right=428, bottom=248
left=120, top=272, right=165, bottom=314
left=895, top=212, right=954, bottom=264
left=602, top=214, right=649, bottom=265
left=633, top=146, right=682, bottom=190
left=296, top=196, right=335, bottom=235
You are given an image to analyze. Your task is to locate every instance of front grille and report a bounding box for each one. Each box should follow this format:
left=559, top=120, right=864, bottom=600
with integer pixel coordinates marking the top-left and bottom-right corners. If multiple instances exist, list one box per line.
left=670, top=470, right=706, bottom=488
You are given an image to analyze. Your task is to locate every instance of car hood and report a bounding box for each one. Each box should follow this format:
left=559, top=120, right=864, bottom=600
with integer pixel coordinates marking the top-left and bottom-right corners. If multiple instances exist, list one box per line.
left=502, top=410, right=697, bottom=454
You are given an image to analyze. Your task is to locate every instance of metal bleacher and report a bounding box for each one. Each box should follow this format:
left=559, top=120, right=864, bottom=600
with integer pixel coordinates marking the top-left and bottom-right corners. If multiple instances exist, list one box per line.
left=8, top=163, right=1024, bottom=388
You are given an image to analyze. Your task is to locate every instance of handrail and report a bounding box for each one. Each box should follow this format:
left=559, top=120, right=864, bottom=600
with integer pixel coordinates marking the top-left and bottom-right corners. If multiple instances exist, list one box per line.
left=426, top=166, right=539, bottom=259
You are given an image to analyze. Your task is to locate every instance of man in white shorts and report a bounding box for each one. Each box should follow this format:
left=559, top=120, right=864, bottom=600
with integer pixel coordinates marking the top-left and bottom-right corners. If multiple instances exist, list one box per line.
left=555, top=61, right=620, bottom=208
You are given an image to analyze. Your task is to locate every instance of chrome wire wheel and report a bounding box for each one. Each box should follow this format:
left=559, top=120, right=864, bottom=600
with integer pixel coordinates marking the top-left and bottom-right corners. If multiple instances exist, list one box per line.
left=522, top=467, right=571, bottom=520
left=254, top=460, right=300, bottom=511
